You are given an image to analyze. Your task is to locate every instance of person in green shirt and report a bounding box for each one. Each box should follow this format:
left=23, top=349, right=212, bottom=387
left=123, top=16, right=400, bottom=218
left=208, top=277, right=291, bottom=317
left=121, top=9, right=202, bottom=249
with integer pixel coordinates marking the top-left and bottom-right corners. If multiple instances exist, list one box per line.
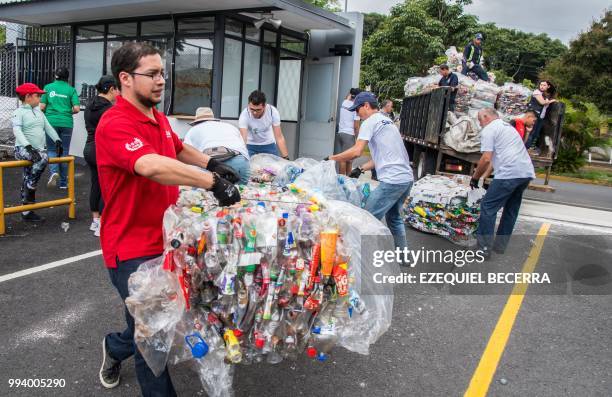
left=40, top=67, right=80, bottom=189
left=12, top=83, right=62, bottom=222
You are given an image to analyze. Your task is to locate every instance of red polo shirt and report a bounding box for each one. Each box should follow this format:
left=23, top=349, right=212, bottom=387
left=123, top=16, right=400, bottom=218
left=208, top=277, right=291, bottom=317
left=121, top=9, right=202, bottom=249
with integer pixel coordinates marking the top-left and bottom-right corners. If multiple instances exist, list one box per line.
left=96, top=96, right=183, bottom=268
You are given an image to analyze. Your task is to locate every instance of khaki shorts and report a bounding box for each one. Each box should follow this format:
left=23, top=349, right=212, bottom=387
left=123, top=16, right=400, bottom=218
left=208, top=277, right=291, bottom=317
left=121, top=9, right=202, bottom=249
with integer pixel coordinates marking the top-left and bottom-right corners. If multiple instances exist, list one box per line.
left=334, top=132, right=356, bottom=154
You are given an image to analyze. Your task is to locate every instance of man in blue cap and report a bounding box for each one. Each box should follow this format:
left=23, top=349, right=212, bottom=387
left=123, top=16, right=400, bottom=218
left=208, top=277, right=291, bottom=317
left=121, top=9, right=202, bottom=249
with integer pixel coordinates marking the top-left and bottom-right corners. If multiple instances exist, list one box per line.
left=462, top=33, right=489, bottom=81
left=326, top=92, right=413, bottom=250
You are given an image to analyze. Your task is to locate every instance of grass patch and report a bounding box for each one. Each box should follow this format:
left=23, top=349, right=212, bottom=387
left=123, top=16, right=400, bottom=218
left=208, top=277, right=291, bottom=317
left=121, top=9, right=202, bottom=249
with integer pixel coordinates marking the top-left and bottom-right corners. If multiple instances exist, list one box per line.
left=536, top=166, right=612, bottom=186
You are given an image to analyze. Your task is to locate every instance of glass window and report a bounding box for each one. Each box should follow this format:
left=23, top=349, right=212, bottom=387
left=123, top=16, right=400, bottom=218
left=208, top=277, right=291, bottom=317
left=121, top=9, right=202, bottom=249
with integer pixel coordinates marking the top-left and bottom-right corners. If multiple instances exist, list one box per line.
left=245, top=24, right=260, bottom=42
left=277, top=59, right=302, bottom=121
left=76, top=25, right=104, bottom=40
left=261, top=47, right=277, bottom=104
left=105, top=40, right=132, bottom=73
left=174, top=38, right=214, bottom=115
left=225, top=18, right=243, bottom=37
left=241, top=43, right=261, bottom=110
left=141, top=19, right=173, bottom=36
left=281, top=35, right=306, bottom=54
left=263, top=30, right=277, bottom=47
left=178, top=17, right=215, bottom=35
left=146, top=38, right=172, bottom=113
left=221, top=38, right=242, bottom=118
left=75, top=42, right=104, bottom=106
left=107, top=22, right=137, bottom=38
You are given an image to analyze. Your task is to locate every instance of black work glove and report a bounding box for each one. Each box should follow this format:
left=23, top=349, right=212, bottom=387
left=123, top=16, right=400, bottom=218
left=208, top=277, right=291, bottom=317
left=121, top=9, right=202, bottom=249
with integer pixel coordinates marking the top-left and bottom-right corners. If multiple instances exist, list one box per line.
left=206, top=158, right=240, bottom=184
left=25, top=145, right=42, bottom=163
left=470, top=177, right=480, bottom=190
left=55, top=140, right=63, bottom=157
left=211, top=173, right=241, bottom=207
left=349, top=167, right=363, bottom=179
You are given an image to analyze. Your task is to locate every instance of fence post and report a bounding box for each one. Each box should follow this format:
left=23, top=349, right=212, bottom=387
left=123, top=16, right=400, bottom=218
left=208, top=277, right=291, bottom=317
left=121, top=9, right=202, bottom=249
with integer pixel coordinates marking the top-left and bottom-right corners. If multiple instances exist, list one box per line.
left=68, top=157, right=75, bottom=219
left=0, top=167, right=4, bottom=235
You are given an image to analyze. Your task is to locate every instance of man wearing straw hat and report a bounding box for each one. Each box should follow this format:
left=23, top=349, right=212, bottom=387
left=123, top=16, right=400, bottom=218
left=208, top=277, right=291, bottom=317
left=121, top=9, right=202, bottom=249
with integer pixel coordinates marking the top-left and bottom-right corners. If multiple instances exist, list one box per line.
left=184, top=107, right=251, bottom=185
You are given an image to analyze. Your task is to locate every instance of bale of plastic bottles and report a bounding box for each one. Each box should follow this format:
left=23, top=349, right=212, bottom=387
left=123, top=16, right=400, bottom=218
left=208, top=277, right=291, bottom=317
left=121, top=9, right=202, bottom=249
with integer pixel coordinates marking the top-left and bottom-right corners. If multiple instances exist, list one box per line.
left=250, top=155, right=371, bottom=209
left=403, top=175, right=486, bottom=246
left=498, top=82, right=531, bottom=117
left=126, top=183, right=395, bottom=396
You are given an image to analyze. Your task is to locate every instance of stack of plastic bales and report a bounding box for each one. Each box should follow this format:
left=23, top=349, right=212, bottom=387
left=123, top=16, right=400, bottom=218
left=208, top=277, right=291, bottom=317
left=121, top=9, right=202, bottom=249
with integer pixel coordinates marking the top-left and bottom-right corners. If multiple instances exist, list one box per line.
left=469, top=80, right=501, bottom=110
left=403, top=175, right=486, bottom=246
left=497, top=82, right=531, bottom=117
left=454, top=74, right=476, bottom=115
left=445, top=46, right=463, bottom=70
left=126, top=183, right=395, bottom=397
left=403, top=74, right=441, bottom=97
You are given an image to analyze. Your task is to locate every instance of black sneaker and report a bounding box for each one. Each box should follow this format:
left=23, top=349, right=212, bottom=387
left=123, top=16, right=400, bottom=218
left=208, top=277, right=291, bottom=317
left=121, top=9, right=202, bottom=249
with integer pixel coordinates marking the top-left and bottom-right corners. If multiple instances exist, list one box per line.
left=21, top=211, right=44, bottom=222
left=99, top=337, right=121, bottom=389
left=479, top=246, right=492, bottom=261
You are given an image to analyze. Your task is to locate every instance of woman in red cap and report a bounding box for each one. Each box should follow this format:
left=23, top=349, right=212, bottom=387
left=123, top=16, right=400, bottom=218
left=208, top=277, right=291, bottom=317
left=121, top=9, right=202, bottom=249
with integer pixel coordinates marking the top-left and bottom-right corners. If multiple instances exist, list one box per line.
left=12, top=83, right=62, bottom=222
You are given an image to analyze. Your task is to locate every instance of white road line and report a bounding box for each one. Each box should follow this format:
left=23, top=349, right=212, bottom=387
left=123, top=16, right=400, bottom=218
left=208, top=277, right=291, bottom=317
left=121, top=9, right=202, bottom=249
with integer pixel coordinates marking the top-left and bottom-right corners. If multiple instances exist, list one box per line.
left=0, top=250, right=102, bottom=283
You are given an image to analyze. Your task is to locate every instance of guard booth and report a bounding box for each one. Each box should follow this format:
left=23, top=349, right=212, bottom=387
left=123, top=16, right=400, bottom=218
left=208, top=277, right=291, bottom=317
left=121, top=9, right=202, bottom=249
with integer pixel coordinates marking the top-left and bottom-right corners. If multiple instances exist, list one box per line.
left=0, top=0, right=363, bottom=160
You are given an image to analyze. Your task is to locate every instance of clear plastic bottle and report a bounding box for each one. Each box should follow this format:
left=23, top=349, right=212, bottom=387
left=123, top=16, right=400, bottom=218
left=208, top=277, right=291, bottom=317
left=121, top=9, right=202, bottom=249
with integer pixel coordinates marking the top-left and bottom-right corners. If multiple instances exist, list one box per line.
left=216, top=218, right=231, bottom=246
left=308, top=304, right=338, bottom=362
left=277, top=212, right=289, bottom=245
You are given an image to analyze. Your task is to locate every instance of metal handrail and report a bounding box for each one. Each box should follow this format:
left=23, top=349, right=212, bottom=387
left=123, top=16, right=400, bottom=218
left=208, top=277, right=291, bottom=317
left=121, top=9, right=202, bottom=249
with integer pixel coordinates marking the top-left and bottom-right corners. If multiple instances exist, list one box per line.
left=0, top=156, right=75, bottom=235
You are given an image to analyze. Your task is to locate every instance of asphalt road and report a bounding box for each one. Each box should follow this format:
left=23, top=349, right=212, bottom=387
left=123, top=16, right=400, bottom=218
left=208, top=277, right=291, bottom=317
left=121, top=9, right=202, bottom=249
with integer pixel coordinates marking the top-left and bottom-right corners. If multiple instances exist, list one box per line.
left=1, top=164, right=611, bottom=396
left=525, top=177, right=612, bottom=211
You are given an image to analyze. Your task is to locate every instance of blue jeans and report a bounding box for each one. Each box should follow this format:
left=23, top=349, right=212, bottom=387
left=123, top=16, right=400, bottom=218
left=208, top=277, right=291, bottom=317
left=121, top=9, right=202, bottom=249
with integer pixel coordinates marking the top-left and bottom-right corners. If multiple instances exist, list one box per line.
left=46, top=127, right=72, bottom=187
left=222, top=155, right=251, bottom=185
left=476, top=178, right=531, bottom=252
left=365, top=181, right=413, bottom=249
left=106, top=255, right=176, bottom=397
left=247, top=143, right=279, bottom=157
left=525, top=117, right=544, bottom=149
left=461, top=61, right=489, bottom=81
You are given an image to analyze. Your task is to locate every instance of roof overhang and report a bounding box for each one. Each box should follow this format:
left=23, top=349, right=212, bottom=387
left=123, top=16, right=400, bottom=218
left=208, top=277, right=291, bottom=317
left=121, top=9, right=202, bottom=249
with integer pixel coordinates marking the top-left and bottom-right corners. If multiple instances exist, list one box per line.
left=0, top=0, right=355, bottom=32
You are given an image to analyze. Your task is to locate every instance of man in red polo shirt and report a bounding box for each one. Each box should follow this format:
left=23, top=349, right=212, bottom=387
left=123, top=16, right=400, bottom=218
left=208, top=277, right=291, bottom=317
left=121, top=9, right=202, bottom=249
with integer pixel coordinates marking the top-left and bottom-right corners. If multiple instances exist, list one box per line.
left=96, top=42, right=240, bottom=396
left=509, top=110, right=537, bottom=141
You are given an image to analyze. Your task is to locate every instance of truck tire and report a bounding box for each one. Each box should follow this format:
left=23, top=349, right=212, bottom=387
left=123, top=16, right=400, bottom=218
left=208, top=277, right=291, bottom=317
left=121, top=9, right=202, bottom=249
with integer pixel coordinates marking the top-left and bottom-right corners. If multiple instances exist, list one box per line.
left=415, top=149, right=436, bottom=180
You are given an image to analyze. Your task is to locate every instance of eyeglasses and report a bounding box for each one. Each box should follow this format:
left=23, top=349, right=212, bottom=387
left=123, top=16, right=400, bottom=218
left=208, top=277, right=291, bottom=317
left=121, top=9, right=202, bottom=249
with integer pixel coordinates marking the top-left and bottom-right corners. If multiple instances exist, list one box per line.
left=129, top=71, right=167, bottom=81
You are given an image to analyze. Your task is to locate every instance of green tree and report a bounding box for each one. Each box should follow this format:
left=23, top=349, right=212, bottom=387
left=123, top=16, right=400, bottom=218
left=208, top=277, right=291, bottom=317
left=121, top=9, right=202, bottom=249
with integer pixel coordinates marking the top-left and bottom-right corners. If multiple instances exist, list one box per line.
left=542, top=11, right=612, bottom=113
left=361, top=0, right=476, bottom=98
left=476, top=23, right=567, bottom=84
left=554, top=99, right=611, bottom=172
left=363, top=13, right=387, bottom=40
left=304, top=0, right=341, bottom=12
left=0, top=24, right=5, bottom=45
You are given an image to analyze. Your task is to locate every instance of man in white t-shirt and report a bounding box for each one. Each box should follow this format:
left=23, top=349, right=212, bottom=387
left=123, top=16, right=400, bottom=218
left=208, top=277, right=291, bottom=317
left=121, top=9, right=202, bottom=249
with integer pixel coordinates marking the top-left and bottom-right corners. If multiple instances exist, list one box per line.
left=327, top=92, right=414, bottom=250
left=184, top=107, right=250, bottom=184
left=238, top=90, right=289, bottom=159
left=471, top=108, right=535, bottom=258
left=334, top=88, right=361, bottom=175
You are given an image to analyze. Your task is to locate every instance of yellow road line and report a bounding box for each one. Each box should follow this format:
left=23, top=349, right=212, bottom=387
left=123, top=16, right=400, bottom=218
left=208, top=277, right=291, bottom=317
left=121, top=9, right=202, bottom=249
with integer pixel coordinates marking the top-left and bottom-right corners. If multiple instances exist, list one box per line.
left=464, top=223, right=551, bottom=397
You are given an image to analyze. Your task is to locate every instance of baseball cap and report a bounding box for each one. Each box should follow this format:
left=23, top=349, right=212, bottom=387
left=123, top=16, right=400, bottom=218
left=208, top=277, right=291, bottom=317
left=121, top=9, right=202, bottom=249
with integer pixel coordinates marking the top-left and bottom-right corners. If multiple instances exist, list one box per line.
left=348, top=91, right=378, bottom=111
left=475, top=33, right=484, bottom=40
left=16, top=83, right=46, bottom=96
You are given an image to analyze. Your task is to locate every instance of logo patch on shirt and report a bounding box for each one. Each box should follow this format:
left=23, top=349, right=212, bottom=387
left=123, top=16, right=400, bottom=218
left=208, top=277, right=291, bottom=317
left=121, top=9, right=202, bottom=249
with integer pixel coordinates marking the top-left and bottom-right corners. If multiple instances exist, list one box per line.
left=166, top=130, right=172, bottom=138
left=48, top=91, right=68, bottom=99
left=125, top=137, right=144, bottom=152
